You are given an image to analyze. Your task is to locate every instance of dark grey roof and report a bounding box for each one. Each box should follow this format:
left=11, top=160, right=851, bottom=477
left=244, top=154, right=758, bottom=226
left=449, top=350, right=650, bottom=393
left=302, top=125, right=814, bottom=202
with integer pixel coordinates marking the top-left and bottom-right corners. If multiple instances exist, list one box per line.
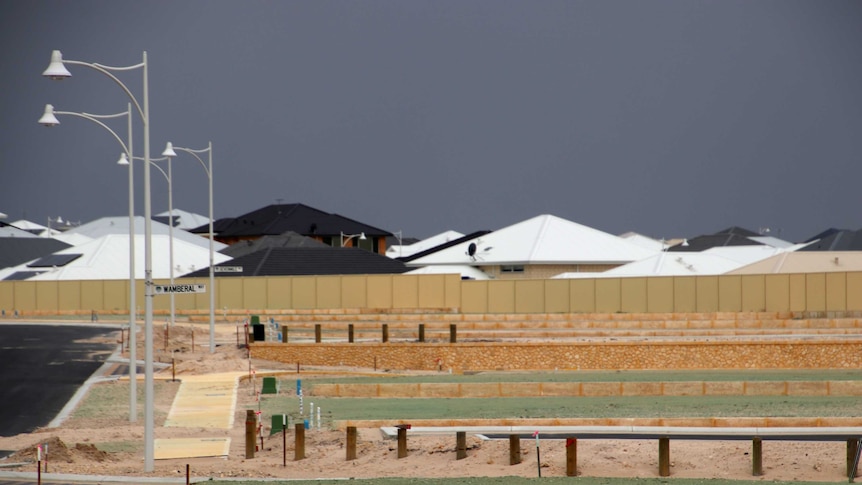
left=667, top=227, right=764, bottom=252
left=0, top=238, right=72, bottom=270
left=799, top=228, right=862, bottom=251
left=188, top=217, right=234, bottom=235
left=221, top=232, right=328, bottom=259
left=184, top=246, right=409, bottom=277
left=713, top=226, right=760, bottom=237
left=803, top=228, right=846, bottom=244
left=214, top=203, right=391, bottom=238
left=3, top=271, right=46, bottom=281
left=28, top=253, right=82, bottom=268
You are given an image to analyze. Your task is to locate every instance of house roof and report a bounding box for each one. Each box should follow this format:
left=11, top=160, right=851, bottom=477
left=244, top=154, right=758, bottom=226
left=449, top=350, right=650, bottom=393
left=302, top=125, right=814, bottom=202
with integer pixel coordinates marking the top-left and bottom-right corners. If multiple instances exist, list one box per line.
left=396, top=231, right=492, bottom=263
left=803, top=228, right=845, bottom=244
left=385, top=230, right=465, bottom=259
left=406, top=214, right=657, bottom=267
left=668, top=227, right=767, bottom=252
left=727, top=251, right=862, bottom=274
left=0, top=234, right=232, bottom=281
left=65, top=216, right=227, bottom=251
left=0, top=237, right=71, bottom=271
left=0, top=224, right=39, bottom=238
left=618, top=232, right=667, bottom=252
left=155, top=209, right=210, bottom=230
left=798, top=228, right=862, bottom=251
left=213, top=203, right=392, bottom=238
left=404, top=265, right=491, bottom=280
left=221, top=232, right=328, bottom=259
left=185, top=246, right=408, bottom=277
left=188, top=217, right=234, bottom=235
left=553, top=251, right=746, bottom=278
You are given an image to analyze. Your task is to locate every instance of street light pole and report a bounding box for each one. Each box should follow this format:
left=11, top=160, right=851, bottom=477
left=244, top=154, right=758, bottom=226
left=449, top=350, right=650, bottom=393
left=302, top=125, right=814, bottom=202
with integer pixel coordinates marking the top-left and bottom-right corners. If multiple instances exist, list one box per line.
left=38, top=102, right=138, bottom=423
left=166, top=157, right=175, bottom=329
left=43, top=49, right=157, bottom=472
left=164, top=142, right=216, bottom=353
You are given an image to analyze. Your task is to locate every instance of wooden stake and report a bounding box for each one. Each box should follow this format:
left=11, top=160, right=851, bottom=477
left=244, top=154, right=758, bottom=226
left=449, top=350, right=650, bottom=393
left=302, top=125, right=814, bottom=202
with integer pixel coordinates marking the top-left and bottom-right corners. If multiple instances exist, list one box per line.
left=848, top=438, right=861, bottom=481
left=245, top=410, right=256, bottom=459
left=566, top=437, right=577, bottom=476
left=509, top=434, right=521, bottom=465
left=456, top=431, right=467, bottom=460
left=659, top=437, right=670, bottom=477
left=295, top=422, right=305, bottom=460
left=397, top=426, right=408, bottom=458
left=347, top=426, right=357, bottom=460
left=752, top=437, right=763, bottom=476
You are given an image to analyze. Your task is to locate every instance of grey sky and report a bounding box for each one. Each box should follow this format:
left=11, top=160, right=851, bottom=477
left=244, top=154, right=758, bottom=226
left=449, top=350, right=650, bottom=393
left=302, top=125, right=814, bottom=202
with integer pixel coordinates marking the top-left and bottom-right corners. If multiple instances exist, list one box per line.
left=2, top=1, right=860, bottom=243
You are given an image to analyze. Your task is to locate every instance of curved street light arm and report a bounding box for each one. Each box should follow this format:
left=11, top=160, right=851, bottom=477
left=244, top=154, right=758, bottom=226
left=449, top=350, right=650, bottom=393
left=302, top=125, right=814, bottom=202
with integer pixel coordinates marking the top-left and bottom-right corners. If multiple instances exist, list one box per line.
left=172, top=146, right=210, bottom=177
left=63, top=59, right=146, bottom=122
left=49, top=109, right=131, bottom=156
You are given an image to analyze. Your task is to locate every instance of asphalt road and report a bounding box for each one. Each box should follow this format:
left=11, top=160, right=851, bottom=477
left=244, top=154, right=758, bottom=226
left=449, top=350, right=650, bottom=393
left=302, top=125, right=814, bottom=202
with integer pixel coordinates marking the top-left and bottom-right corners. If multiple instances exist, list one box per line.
left=0, top=323, right=119, bottom=442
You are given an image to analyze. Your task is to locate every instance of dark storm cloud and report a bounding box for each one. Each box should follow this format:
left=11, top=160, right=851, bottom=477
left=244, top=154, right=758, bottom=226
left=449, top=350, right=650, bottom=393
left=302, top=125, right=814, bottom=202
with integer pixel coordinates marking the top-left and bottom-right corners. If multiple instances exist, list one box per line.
left=1, top=1, right=861, bottom=242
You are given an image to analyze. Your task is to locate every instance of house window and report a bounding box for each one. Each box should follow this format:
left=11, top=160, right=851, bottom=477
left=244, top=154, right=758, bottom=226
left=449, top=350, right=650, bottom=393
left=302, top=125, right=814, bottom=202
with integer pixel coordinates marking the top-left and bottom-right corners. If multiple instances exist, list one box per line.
left=500, top=265, right=524, bottom=273
left=357, top=237, right=374, bottom=252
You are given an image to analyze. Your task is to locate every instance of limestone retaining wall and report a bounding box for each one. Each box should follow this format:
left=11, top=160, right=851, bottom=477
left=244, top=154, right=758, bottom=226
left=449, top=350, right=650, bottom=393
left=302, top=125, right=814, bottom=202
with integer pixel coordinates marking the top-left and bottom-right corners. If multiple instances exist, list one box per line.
left=311, top=380, right=862, bottom=398
left=250, top=339, right=862, bottom=372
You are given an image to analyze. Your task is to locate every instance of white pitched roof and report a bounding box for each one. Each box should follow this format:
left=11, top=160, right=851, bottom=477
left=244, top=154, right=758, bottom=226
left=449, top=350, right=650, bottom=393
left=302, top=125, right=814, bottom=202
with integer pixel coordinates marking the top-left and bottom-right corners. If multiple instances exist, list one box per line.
left=66, top=216, right=227, bottom=251
left=52, top=232, right=95, bottom=246
left=727, top=251, right=862, bottom=274
left=0, top=233, right=232, bottom=281
left=553, top=244, right=805, bottom=278
left=386, top=230, right=465, bottom=259
left=407, top=214, right=657, bottom=267
left=9, top=219, right=48, bottom=231
left=618, top=232, right=667, bottom=252
left=553, top=252, right=745, bottom=278
left=0, top=225, right=39, bottom=238
left=156, top=209, right=210, bottom=230
left=746, top=236, right=796, bottom=249
left=404, top=265, right=491, bottom=280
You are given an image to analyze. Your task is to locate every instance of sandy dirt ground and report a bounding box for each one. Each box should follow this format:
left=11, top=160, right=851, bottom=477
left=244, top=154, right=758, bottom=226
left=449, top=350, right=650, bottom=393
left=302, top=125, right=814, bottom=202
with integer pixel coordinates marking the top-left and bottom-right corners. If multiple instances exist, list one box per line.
left=0, top=323, right=855, bottom=482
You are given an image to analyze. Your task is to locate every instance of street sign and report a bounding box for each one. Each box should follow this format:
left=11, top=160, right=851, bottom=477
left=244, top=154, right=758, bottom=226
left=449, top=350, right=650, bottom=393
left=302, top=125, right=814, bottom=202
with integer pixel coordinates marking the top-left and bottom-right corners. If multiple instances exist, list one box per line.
left=154, top=284, right=206, bottom=294
left=214, top=266, right=243, bottom=273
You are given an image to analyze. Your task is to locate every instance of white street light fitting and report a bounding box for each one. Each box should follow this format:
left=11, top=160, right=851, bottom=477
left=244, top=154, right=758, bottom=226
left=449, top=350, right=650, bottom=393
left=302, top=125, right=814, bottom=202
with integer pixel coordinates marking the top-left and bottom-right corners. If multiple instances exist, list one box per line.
left=161, top=141, right=177, bottom=157
left=340, top=231, right=367, bottom=247
left=42, top=50, right=72, bottom=79
left=38, top=104, right=61, bottom=126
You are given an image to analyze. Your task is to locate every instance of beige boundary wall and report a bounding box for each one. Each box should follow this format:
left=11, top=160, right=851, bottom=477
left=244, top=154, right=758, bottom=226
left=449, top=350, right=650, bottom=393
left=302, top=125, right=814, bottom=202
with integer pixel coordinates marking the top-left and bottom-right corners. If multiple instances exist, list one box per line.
left=251, top=340, right=862, bottom=372
left=2, top=271, right=862, bottom=315
left=311, top=380, right=862, bottom=398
